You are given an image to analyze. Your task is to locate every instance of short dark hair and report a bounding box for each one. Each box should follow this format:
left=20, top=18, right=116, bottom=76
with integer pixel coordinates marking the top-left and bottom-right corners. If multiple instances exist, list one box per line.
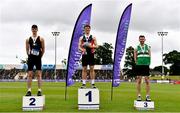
left=84, top=24, right=91, bottom=29
left=139, top=35, right=145, bottom=38
left=31, top=24, right=38, bottom=29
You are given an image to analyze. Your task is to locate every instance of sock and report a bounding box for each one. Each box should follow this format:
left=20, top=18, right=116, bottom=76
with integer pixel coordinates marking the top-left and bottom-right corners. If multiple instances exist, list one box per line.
left=82, top=80, right=86, bottom=84
left=91, top=79, right=95, bottom=85
left=38, top=89, right=42, bottom=92
left=138, top=94, right=141, bottom=97
left=146, top=95, right=150, bottom=97
left=28, top=88, right=31, bottom=92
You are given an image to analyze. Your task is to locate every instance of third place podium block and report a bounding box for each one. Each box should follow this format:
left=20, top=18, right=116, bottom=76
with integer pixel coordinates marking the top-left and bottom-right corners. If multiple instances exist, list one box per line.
left=22, top=95, right=45, bottom=111
left=134, top=100, right=154, bottom=110
left=78, top=88, right=99, bottom=110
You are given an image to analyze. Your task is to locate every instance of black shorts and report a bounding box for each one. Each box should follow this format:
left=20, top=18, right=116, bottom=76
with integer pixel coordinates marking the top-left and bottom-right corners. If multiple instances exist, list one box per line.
left=82, top=53, right=94, bottom=66
left=135, top=65, right=150, bottom=76
left=28, top=55, right=42, bottom=71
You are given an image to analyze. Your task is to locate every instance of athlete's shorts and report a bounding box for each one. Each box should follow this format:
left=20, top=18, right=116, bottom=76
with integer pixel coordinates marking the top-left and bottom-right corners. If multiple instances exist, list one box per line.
left=28, top=55, right=42, bottom=71
left=135, top=65, right=150, bottom=76
left=82, top=53, right=94, bottom=66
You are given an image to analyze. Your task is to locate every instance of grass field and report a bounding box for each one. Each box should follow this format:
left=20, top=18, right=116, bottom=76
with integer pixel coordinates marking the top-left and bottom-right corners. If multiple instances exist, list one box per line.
left=0, top=82, right=180, bottom=112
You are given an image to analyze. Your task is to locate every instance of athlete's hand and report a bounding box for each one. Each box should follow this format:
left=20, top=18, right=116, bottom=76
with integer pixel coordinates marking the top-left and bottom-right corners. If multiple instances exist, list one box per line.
left=81, top=48, right=87, bottom=55
left=82, top=42, right=90, bottom=48
left=79, top=48, right=86, bottom=52
left=88, top=45, right=96, bottom=49
left=82, top=48, right=86, bottom=52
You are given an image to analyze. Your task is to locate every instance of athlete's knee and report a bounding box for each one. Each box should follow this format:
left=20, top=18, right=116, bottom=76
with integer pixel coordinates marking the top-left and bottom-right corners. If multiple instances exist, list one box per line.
left=137, top=79, right=141, bottom=84
left=145, top=77, right=150, bottom=85
left=28, top=71, right=33, bottom=78
left=28, top=75, right=32, bottom=78
left=37, top=74, right=42, bottom=78
left=83, top=66, right=87, bottom=71
left=90, top=66, right=94, bottom=70
left=138, top=80, right=141, bottom=84
left=136, top=76, right=142, bottom=84
left=145, top=80, right=150, bottom=85
left=37, top=71, right=42, bottom=77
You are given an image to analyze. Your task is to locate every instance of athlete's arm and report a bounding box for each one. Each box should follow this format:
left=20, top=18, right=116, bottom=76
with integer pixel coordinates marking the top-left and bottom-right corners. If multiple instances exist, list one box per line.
left=134, top=48, right=137, bottom=63
left=78, top=36, right=85, bottom=52
left=148, top=47, right=151, bottom=58
left=89, top=36, right=98, bottom=49
left=40, top=37, right=45, bottom=57
left=26, top=39, right=29, bottom=56
left=93, top=36, right=98, bottom=48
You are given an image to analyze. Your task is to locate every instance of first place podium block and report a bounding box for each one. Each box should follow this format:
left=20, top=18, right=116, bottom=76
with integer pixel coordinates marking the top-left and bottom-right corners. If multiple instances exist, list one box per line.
left=134, top=100, right=154, bottom=110
left=78, top=88, right=99, bottom=110
left=22, top=95, right=45, bottom=111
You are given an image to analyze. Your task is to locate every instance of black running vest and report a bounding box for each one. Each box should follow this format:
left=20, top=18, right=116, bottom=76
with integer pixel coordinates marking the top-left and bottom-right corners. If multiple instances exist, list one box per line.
left=82, top=35, right=94, bottom=54
left=29, top=36, right=42, bottom=57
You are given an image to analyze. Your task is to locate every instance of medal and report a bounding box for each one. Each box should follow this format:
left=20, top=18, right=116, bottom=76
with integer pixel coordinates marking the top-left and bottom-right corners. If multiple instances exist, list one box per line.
left=140, top=44, right=145, bottom=53
left=32, top=36, right=37, bottom=46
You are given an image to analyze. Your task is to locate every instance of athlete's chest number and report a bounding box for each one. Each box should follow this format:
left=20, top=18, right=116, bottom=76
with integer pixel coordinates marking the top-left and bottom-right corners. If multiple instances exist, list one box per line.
left=31, top=49, right=40, bottom=56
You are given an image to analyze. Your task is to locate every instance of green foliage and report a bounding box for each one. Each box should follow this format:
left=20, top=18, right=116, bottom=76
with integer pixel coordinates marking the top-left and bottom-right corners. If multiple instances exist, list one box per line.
left=94, top=42, right=113, bottom=65
left=153, top=66, right=169, bottom=75
left=123, top=46, right=136, bottom=77
left=163, top=50, right=180, bottom=75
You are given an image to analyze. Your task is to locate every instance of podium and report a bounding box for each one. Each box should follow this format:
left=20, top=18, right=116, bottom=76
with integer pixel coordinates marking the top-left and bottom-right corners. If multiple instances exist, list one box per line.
left=22, top=95, right=45, bottom=111
left=134, top=100, right=154, bottom=110
left=78, top=88, right=99, bottom=110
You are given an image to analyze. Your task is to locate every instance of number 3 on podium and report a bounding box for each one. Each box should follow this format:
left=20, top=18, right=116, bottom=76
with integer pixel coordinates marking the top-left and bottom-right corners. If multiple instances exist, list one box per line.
left=144, top=102, right=148, bottom=107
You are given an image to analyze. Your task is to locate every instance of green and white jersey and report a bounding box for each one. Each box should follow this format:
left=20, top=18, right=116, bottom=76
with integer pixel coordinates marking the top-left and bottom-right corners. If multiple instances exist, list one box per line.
left=136, top=44, right=151, bottom=65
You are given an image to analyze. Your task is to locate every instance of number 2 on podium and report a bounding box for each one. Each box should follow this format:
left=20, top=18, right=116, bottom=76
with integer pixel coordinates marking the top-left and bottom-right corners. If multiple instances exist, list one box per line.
left=85, top=91, right=92, bottom=102
left=29, top=98, right=36, bottom=106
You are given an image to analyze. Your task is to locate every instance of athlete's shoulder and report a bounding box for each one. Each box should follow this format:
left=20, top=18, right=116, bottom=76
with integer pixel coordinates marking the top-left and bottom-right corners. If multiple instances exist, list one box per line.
left=26, top=37, right=31, bottom=42
left=136, top=44, right=140, bottom=49
left=27, top=36, right=32, bottom=39
left=39, top=36, right=44, bottom=42
left=91, top=35, right=96, bottom=40
left=79, top=36, right=84, bottom=40
left=145, top=44, right=151, bottom=48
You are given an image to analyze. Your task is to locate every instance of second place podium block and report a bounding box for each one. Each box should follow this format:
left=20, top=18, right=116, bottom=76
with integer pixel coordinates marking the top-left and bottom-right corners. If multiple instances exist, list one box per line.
left=22, top=95, right=45, bottom=111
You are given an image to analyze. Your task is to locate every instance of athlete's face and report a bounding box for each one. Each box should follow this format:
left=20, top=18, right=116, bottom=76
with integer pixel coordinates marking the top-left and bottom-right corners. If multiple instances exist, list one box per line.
left=84, top=27, right=90, bottom=35
left=139, top=37, right=145, bottom=45
left=31, top=28, right=38, bottom=35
